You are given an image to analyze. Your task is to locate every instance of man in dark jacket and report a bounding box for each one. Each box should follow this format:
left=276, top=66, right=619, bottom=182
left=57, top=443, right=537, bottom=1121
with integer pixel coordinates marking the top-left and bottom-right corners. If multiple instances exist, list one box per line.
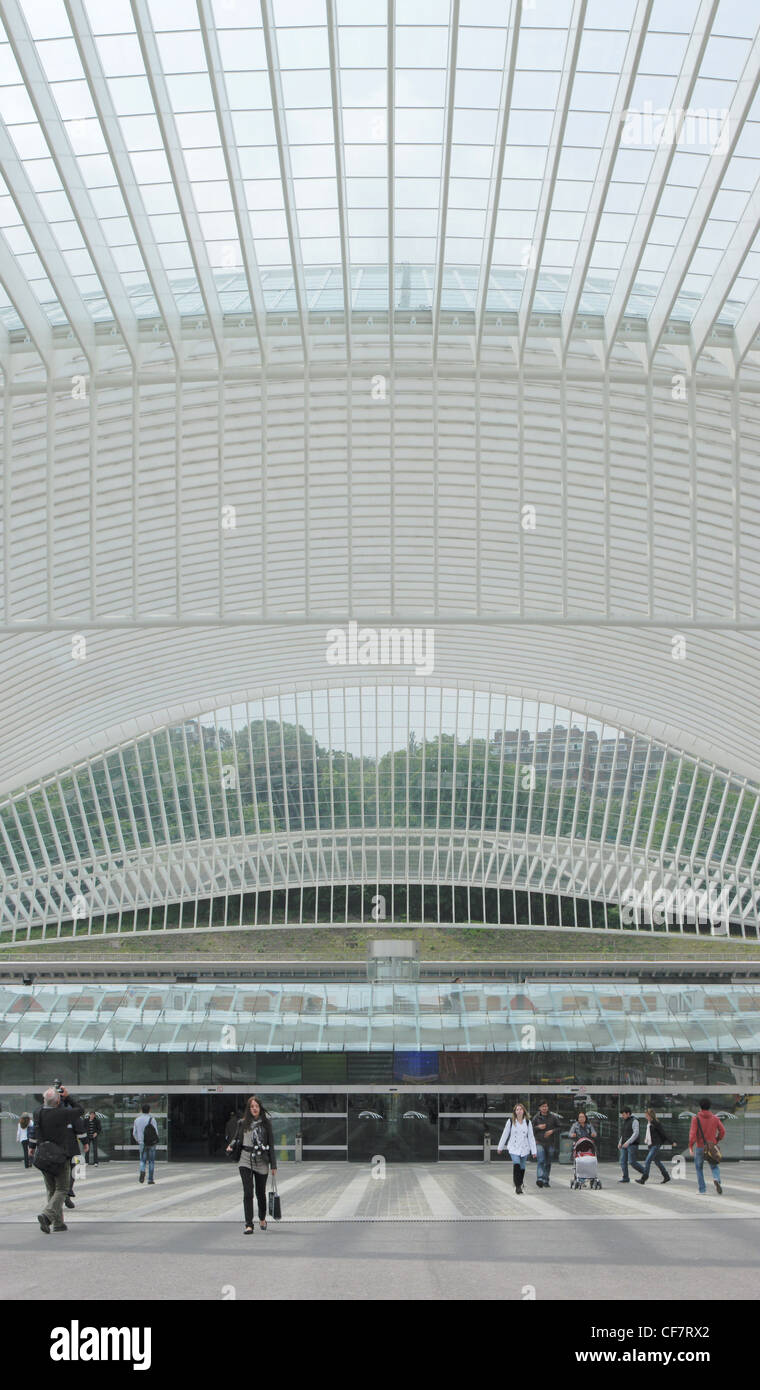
left=531, top=1101, right=561, bottom=1188
left=84, top=1111, right=102, bottom=1165
left=618, top=1106, right=646, bottom=1182
left=33, top=1088, right=88, bottom=1233
left=58, top=1086, right=83, bottom=1205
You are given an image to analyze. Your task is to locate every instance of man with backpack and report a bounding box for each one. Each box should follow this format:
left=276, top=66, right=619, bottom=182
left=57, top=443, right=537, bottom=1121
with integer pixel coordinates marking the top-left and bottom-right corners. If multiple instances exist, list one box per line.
left=132, top=1103, right=159, bottom=1184
left=33, top=1087, right=88, bottom=1233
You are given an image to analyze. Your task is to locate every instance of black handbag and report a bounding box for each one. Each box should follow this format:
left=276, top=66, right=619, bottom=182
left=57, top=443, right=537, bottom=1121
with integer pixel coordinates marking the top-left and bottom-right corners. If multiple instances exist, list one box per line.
left=267, top=1173, right=282, bottom=1221
left=33, top=1140, right=68, bottom=1175
left=227, top=1125, right=243, bottom=1162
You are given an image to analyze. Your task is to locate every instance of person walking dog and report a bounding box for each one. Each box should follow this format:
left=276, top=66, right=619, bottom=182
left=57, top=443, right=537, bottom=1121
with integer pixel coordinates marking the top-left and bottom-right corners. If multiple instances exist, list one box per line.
left=227, top=1095, right=278, bottom=1233
left=689, top=1098, right=726, bottom=1195
left=635, top=1108, right=672, bottom=1185
left=497, top=1102, right=537, bottom=1195
left=33, top=1088, right=88, bottom=1233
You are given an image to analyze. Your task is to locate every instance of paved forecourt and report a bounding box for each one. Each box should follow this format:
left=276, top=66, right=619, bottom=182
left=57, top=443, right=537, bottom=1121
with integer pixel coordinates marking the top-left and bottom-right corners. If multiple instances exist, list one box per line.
left=1, top=1161, right=759, bottom=1224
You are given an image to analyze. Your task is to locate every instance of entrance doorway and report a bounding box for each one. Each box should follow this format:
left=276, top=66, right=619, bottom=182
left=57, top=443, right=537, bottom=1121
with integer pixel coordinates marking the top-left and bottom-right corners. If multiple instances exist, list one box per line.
left=169, top=1095, right=247, bottom=1160
left=347, top=1092, right=438, bottom=1162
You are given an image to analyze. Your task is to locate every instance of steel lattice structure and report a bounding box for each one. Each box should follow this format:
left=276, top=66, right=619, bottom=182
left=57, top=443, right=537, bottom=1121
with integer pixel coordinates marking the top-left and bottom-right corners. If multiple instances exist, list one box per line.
left=1, top=687, right=759, bottom=943
left=0, top=0, right=759, bottom=374
left=1, top=1, right=760, bottom=946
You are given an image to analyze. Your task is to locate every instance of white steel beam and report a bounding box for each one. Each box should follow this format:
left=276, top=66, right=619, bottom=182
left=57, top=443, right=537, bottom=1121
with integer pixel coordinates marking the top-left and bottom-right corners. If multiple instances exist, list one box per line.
left=475, top=0, right=522, bottom=354
left=3, top=0, right=140, bottom=363
left=197, top=0, right=268, bottom=363
left=691, top=171, right=760, bottom=361
left=560, top=0, right=652, bottom=358
left=517, top=0, right=587, bottom=355
left=326, top=0, right=352, bottom=361
left=649, top=29, right=760, bottom=363
left=260, top=0, right=309, bottom=361
left=65, top=0, right=182, bottom=362
left=603, top=0, right=719, bottom=362
left=0, top=229, right=54, bottom=365
left=131, top=0, right=225, bottom=363
left=0, top=119, right=96, bottom=365
left=431, top=0, right=460, bottom=361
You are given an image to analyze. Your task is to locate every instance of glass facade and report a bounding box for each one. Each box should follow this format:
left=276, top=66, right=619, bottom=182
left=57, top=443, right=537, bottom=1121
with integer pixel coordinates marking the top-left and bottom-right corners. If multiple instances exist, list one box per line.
left=3, top=1085, right=757, bottom=1166
left=3, top=981, right=760, bottom=1053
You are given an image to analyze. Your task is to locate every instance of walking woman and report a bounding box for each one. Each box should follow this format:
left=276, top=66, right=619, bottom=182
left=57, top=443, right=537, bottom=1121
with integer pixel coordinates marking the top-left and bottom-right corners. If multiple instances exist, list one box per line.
left=227, top=1095, right=277, bottom=1234
left=17, top=1112, right=31, bottom=1167
left=497, top=1102, right=537, bottom=1195
left=635, top=1108, right=672, bottom=1185
left=568, top=1111, right=598, bottom=1145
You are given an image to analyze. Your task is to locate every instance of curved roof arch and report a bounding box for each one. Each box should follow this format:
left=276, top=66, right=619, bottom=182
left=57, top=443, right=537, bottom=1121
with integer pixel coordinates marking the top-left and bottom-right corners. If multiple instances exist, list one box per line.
left=2, top=682, right=758, bottom=944
left=0, top=0, right=760, bottom=370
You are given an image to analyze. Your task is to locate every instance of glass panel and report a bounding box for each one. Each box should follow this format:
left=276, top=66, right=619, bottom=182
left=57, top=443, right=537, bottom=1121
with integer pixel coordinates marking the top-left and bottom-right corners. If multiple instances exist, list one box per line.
left=347, top=1092, right=438, bottom=1162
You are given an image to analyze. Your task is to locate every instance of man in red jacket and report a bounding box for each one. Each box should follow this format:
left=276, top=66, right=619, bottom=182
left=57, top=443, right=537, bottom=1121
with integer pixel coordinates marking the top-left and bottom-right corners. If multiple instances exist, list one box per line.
left=688, top=1098, right=726, bottom=1194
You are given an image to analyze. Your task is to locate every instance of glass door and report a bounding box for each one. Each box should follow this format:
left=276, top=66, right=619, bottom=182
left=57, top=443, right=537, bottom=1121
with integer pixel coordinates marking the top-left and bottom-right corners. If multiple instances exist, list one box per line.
left=347, top=1093, right=438, bottom=1162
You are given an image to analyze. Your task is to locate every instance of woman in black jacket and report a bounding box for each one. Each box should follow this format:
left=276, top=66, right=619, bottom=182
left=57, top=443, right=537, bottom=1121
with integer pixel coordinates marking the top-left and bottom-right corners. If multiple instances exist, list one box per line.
left=227, top=1096, right=277, bottom=1234
left=635, top=1108, right=671, bottom=1184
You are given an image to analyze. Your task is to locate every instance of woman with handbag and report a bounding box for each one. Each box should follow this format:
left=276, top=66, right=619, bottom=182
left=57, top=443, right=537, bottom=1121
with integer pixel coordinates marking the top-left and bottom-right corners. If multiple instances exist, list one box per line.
left=688, top=1098, right=726, bottom=1195
left=227, top=1095, right=277, bottom=1234
left=634, top=1108, right=672, bottom=1184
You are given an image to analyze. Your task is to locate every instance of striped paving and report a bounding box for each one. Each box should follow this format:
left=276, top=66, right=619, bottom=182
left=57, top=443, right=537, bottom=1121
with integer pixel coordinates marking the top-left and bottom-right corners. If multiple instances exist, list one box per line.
left=2, top=1161, right=759, bottom=1224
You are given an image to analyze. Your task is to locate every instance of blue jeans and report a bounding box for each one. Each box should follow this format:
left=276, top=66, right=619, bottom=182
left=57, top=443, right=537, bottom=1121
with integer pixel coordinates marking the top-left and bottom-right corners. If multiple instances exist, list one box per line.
left=693, top=1146, right=720, bottom=1193
left=536, top=1144, right=554, bottom=1184
left=642, top=1144, right=668, bottom=1179
left=619, top=1145, right=646, bottom=1179
left=139, top=1144, right=155, bottom=1179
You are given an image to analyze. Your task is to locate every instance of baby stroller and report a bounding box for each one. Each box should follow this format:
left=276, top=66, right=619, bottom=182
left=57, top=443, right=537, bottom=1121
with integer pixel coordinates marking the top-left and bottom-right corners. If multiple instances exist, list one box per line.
left=570, top=1137, right=602, bottom=1190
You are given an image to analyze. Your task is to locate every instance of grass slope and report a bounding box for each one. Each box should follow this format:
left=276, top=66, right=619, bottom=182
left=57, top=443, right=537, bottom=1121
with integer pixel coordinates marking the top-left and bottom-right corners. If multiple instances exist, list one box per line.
left=2, top=926, right=758, bottom=962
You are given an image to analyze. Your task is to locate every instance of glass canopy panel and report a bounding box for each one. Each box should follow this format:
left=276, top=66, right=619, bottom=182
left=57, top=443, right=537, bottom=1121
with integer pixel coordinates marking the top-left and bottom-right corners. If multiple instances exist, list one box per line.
left=1, top=982, right=758, bottom=1050
left=0, top=2, right=757, bottom=340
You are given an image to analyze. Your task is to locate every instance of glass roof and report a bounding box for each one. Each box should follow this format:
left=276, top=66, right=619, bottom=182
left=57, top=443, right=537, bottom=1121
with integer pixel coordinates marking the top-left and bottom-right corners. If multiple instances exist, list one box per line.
left=0, top=0, right=758, bottom=353
left=1, top=980, right=758, bottom=1052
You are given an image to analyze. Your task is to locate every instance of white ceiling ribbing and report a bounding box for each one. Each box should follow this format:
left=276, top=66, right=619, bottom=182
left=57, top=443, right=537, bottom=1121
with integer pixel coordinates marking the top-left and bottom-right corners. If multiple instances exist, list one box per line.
left=65, top=0, right=182, bottom=361
left=131, top=0, right=224, bottom=362
left=602, top=0, right=720, bottom=363
left=197, top=0, right=267, bottom=362
left=690, top=167, right=760, bottom=361
left=648, top=28, right=760, bottom=364
left=3, top=0, right=139, bottom=363
left=473, top=0, right=521, bottom=356
left=0, top=227, right=54, bottom=364
left=386, top=0, right=395, bottom=357
left=0, top=117, right=96, bottom=364
left=0, top=4, right=757, bottom=359
left=260, top=0, right=309, bottom=361
left=431, top=0, right=459, bottom=362
left=559, top=0, right=653, bottom=358
left=325, top=0, right=352, bottom=359
left=735, top=278, right=760, bottom=362
left=517, top=0, right=587, bottom=354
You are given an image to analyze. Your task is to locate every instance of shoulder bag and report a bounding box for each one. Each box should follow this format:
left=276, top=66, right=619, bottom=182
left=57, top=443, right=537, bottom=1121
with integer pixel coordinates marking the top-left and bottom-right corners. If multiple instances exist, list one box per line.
left=696, top=1117, right=721, bottom=1165
left=32, top=1115, right=69, bottom=1175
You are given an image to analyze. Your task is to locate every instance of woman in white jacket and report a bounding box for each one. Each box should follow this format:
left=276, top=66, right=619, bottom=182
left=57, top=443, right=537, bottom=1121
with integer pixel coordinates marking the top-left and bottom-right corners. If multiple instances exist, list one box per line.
left=497, top=1102, right=537, bottom=1195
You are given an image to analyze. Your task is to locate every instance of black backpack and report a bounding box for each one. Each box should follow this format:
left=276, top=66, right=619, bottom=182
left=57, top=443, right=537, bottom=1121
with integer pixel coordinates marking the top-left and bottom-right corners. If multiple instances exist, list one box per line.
left=142, top=1120, right=158, bottom=1147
